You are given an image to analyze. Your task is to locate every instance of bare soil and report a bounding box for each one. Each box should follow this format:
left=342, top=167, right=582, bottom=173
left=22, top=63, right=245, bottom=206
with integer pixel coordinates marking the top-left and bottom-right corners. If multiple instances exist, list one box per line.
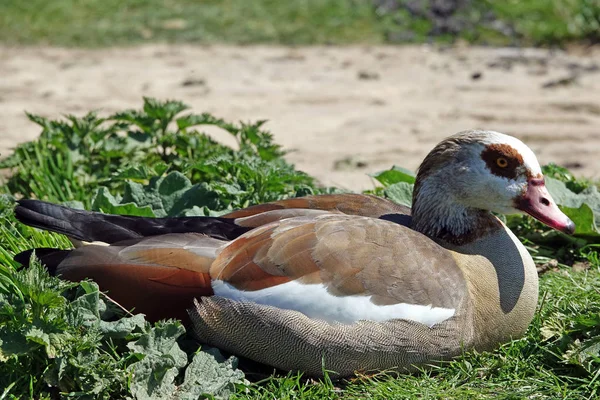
left=1, top=44, right=598, bottom=190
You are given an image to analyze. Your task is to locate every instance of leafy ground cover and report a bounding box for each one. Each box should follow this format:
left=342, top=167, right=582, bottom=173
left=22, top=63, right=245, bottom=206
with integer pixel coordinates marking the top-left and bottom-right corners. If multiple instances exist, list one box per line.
left=1, top=99, right=600, bottom=399
left=1, top=0, right=598, bottom=47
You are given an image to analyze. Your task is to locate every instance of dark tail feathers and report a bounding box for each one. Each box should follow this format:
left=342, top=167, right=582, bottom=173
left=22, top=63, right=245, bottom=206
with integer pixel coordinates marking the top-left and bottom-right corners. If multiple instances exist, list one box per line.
left=15, top=199, right=251, bottom=244
left=14, top=248, right=71, bottom=274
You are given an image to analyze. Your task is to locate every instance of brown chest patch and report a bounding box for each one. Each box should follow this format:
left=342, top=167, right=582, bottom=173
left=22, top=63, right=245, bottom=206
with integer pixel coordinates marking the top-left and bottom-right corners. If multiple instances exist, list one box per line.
left=480, top=143, right=523, bottom=180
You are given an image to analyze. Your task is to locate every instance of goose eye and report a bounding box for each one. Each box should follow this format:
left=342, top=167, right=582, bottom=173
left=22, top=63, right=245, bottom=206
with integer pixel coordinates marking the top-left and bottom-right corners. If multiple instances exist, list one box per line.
left=496, top=157, right=508, bottom=168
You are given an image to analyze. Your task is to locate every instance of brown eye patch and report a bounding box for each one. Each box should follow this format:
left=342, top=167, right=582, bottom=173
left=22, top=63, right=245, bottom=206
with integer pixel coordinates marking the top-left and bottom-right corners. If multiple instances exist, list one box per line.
left=481, top=143, right=524, bottom=180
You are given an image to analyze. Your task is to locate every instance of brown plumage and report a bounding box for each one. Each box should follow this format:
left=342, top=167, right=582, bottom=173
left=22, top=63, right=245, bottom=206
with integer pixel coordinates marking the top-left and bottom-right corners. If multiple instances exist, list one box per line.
left=14, top=130, right=576, bottom=377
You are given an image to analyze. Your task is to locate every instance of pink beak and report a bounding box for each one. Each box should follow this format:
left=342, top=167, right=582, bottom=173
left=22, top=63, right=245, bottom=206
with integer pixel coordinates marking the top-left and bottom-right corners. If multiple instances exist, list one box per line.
left=515, top=178, right=575, bottom=235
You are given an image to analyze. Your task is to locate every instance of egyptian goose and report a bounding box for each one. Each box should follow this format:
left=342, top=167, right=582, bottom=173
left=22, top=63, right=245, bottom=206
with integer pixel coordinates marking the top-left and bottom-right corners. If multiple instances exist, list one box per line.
left=14, top=130, right=575, bottom=377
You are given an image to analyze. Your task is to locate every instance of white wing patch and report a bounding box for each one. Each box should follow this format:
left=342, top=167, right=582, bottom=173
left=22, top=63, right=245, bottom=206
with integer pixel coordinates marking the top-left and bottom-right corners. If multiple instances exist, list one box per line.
left=212, top=280, right=455, bottom=327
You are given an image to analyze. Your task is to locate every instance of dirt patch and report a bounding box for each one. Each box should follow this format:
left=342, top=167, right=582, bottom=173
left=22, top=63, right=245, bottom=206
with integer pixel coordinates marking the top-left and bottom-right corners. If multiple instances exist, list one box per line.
left=0, top=44, right=598, bottom=191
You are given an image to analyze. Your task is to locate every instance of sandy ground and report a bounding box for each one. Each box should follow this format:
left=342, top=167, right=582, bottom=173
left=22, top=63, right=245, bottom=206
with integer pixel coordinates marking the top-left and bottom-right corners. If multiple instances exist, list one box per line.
left=0, top=44, right=599, bottom=191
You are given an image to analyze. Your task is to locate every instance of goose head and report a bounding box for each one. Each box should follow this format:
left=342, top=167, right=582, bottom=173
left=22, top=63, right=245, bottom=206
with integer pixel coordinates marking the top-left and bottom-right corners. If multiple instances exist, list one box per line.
left=411, top=130, right=575, bottom=244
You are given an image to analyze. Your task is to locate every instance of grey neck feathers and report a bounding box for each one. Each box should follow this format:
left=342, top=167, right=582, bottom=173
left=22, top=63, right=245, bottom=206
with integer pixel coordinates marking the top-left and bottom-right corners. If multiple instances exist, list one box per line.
left=411, top=171, right=501, bottom=245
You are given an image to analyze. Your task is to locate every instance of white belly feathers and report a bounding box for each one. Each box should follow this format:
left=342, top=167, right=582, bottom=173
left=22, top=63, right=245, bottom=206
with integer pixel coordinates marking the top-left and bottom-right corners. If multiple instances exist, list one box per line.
left=212, top=280, right=455, bottom=327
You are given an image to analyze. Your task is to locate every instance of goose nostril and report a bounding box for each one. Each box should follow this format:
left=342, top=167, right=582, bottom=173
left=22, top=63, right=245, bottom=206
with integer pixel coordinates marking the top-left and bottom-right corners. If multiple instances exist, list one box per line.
left=540, top=197, right=550, bottom=206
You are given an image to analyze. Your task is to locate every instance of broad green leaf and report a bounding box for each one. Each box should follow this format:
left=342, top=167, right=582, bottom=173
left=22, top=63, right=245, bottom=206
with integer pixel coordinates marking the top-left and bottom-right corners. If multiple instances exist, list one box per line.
left=155, top=171, right=193, bottom=213
left=174, top=347, right=245, bottom=400
left=128, top=321, right=188, bottom=400
left=129, top=356, right=182, bottom=400
left=385, top=182, right=414, bottom=207
left=122, top=173, right=188, bottom=217
left=0, top=329, right=31, bottom=360
left=69, top=293, right=101, bottom=329
left=370, top=165, right=416, bottom=186
left=121, top=172, right=220, bottom=217
left=99, top=314, right=147, bottom=339
left=546, top=177, right=600, bottom=236
left=169, top=183, right=220, bottom=216
left=560, top=204, right=599, bottom=236
left=546, top=177, right=582, bottom=207
left=92, top=187, right=155, bottom=217
left=25, top=327, right=50, bottom=347
left=546, top=177, right=600, bottom=211
left=127, top=321, right=186, bottom=360
left=124, top=180, right=165, bottom=215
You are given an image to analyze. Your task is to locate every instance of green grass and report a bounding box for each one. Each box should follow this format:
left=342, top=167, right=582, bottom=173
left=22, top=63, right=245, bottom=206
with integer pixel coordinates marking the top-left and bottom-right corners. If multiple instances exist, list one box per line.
left=1, top=0, right=599, bottom=47
left=490, top=0, right=600, bottom=45
left=0, top=0, right=384, bottom=47
left=1, top=99, right=600, bottom=398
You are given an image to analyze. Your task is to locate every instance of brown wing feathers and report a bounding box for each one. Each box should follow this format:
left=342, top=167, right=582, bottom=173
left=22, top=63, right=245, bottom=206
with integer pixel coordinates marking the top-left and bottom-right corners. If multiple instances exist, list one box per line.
left=213, top=214, right=467, bottom=310
left=212, top=219, right=321, bottom=291
left=212, top=224, right=295, bottom=290
left=48, top=234, right=223, bottom=322
left=62, top=262, right=213, bottom=322
left=14, top=195, right=415, bottom=322
left=223, top=193, right=410, bottom=220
